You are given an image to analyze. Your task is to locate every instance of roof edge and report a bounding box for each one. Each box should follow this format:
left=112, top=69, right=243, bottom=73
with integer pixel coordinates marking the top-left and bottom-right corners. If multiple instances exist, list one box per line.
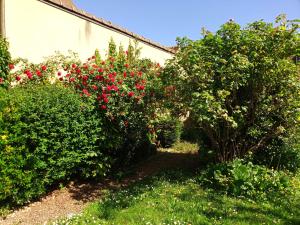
left=38, top=0, right=176, bottom=54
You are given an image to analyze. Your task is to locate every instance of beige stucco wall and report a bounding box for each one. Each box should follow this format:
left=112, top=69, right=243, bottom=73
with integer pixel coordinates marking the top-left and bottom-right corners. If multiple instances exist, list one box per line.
left=4, top=0, right=173, bottom=65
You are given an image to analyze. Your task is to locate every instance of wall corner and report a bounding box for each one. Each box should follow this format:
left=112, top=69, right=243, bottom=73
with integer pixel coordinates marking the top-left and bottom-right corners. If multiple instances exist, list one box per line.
left=0, top=0, right=6, bottom=37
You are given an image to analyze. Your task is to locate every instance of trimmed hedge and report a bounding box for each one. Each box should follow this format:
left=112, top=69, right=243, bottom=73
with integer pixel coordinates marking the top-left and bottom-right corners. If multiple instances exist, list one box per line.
left=0, top=85, right=111, bottom=206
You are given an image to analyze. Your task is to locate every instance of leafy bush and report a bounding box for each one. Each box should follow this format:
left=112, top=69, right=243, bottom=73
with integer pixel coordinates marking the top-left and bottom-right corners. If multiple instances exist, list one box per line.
left=7, top=40, right=164, bottom=164
left=0, top=36, right=11, bottom=87
left=162, top=15, right=300, bottom=163
left=0, top=40, right=167, bottom=207
left=181, top=116, right=202, bottom=143
left=251, top=132, right=300, bottom=173
left=154, top=116, right=182, bottom=148
left=0, top=85, right=111, bottom=206
left=198, top=159, right=293, bottom=200
left=8, top=51, right=80, bottom=86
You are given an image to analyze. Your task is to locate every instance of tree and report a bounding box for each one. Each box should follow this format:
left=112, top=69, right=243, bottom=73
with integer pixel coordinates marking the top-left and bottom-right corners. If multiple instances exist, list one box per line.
left=163, top=15, right=300, bottom=163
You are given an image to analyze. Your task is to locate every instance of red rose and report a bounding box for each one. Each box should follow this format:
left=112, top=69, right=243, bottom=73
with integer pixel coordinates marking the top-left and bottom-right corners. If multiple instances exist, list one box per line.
left=0, top=78, right=3, bottom=84
left=72, top=64, right=77, bottom=68
left=16, top=75, right=21, bottom=81
left=138, top=71, right=143, bottom=76
left=128, top=92, right=134, bottom=97
left=36, top=70, right=41, bottom=77
left=59, top=77, right=63, bottom=81
left=92, top=85, right=98, bottom=91
left=83, top=75, right=88, bottom=81
left=111, top=85, right=119, bottom=91
left=9, top=64, right=15, bottom=70
left=101, top=93, right=107, bottom=99
left=125, top=63, right=129, bottom=68
left=98, top=68, right=104, bottom=73
left=82, top=89, right=91, bottom=96
left=25, top=71, right=33, bottom=79
left=57, top=71, right=62, bottom=76
left=130, top=71, right=135, bottom=77
left=41, top=65, right=47, bottom=71
left=106, top=85, right=112, bottom=91
left=69, top=77, right=75, bottom=82
left=95, top=75, right=103, bottom=81
left=100, top=105, right=107, bottom=110
left=103, top=98, right=109, bottom=103
left=66, top=73, right=71, bottom=78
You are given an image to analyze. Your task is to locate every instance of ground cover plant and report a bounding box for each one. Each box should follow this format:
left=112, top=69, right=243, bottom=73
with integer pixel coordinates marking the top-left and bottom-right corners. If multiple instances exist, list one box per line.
left=53, top=168, right=300, bottom=225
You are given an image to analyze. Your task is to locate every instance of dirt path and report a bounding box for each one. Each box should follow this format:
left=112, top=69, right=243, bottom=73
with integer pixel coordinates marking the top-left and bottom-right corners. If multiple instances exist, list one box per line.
left=0, top=148, right=199, bottom=225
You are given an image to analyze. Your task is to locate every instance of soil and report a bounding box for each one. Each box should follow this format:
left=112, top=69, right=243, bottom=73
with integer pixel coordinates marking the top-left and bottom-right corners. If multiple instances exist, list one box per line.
left=0, top=148, right=199, bottom=225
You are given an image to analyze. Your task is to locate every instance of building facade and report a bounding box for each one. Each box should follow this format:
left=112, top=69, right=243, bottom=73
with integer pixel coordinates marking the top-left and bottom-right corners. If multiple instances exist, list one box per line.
left=0, top=0, right=174, bottom=64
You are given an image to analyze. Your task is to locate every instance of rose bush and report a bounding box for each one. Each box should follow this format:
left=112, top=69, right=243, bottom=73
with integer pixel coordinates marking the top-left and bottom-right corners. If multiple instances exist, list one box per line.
left=0, top=40, right=166, bottom=207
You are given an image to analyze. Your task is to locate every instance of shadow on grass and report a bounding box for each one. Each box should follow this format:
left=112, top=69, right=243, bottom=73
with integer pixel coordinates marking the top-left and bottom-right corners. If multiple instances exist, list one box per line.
left=67, top=150, right=200, bottom=204
left=82, top=169, right=300, bottom=225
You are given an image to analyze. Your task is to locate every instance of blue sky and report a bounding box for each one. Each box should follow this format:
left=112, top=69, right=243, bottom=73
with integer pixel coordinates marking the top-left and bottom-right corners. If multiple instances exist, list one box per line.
left=73, top=0, right=300, bottom=46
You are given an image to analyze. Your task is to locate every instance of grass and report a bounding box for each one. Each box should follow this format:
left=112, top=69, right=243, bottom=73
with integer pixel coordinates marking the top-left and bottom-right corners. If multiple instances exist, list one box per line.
left=52, top=170, right=300, bottom=225
left=161, top=141, right=199, bottom=154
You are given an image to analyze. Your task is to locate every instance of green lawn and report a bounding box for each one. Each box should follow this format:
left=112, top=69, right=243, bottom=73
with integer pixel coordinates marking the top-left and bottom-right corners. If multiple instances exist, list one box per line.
left=53, top=170, right=300, bottom=225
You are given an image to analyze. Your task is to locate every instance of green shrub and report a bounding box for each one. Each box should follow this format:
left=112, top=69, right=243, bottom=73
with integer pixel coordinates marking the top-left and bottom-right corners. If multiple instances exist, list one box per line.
left=251, top=134, right=300, bottom=173
left=0, top=85, right=111, bottom=206
left=181, top=116, right=202, bottom=143
left=0, top=36, right=11, bottom=87
left=163, top=15, right=300, bottom=163
left=198, top=159, right=293, bottom=200
left=154, top=116, right=182, bottom=148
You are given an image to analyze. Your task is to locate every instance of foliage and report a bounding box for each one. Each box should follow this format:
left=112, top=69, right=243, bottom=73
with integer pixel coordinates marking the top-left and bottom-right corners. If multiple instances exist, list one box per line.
left=181, top=116, right=202, bottom=143
left=8, top=51, right=80, bottom=86
left=154, top=116, right=182, bottom=148
left=0, top=40, right=166, bottom=207
left=0, top=36, right=12, bottom=88
left=57, top=40, right=163, bottom=164
left=250, top=131, right=300, bottom=173
left=7, top=40, right=164, bottom=163
left=0, top=85, right=111, bottom=206
left=162, top=15, right=300, bottom=163
left=53, top=170, right=300, bottom=225
left=198, top=159, right=293, bottom=200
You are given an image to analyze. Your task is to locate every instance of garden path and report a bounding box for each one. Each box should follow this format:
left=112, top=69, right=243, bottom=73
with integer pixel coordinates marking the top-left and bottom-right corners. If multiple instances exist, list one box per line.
left=0, top=145, right=199, bottom=225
